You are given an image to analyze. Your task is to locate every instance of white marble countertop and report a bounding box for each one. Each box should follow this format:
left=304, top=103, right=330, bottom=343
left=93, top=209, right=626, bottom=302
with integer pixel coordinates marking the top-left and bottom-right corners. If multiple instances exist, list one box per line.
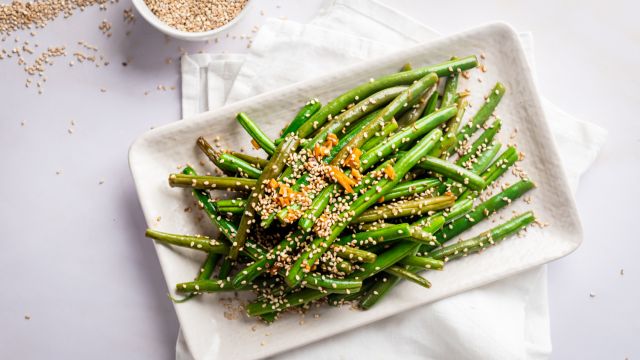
left=1, top=1, right=637, bottom=359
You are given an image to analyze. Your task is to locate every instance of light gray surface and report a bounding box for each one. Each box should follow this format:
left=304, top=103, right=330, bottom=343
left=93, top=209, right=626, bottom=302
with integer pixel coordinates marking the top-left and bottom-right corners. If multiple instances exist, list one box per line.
left=0, top=1, right=637, bottom=359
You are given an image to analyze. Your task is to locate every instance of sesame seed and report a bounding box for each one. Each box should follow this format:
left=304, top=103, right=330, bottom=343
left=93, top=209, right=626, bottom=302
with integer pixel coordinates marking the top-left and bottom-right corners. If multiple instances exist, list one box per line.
left=143, top=0, right=249, bottom=33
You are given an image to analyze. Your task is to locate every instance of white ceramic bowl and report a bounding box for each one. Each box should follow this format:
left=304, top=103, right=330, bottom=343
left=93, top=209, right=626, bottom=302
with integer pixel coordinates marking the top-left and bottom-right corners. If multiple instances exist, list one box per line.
left=131, top=0, right=251, bottom=42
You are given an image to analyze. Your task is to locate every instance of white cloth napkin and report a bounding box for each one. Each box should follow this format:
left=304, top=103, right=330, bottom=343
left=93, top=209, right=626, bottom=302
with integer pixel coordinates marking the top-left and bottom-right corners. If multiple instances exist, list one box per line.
left=178, top=1, right=607, bottom=359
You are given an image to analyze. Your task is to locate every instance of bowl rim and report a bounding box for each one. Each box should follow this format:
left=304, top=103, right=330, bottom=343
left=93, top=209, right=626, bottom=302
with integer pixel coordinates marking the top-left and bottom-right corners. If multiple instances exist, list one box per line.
left=131, top=0, right=252, bottom=41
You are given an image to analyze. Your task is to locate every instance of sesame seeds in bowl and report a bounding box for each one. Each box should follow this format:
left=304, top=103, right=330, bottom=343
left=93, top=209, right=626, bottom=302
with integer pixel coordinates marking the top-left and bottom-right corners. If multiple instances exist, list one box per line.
left=131, top=0, right=251, bottom=41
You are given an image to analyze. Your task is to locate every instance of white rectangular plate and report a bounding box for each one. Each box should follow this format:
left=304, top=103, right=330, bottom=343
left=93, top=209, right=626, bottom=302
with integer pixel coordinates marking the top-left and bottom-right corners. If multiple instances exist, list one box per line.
left=129, top=23, right=582, bottom=360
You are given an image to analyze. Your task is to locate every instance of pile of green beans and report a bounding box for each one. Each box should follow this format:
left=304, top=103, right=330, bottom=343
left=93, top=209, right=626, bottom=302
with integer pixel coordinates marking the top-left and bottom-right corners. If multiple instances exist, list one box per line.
left=146, top=55, right=542, bottom=322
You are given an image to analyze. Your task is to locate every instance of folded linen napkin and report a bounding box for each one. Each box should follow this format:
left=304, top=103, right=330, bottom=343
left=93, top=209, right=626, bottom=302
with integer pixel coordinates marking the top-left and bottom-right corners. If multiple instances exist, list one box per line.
left=178, top=1, right=606, bottom=359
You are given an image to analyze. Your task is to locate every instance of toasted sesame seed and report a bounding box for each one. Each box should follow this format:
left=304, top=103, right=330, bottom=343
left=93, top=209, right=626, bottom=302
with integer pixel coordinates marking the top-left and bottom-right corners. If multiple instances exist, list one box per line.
left=144, top=0, right=249, bottom=33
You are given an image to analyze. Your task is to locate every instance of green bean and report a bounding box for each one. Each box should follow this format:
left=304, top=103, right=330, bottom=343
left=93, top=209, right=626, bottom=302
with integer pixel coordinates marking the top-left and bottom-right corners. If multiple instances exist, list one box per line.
left=169, top=252, right=220, bottom=303
left=423, top=90, right=439, bottom=116
left=232, top=257, right=272, bottom=288
left=217, top=154, right=262, bottom=179
left=176, top=279, right=250, bottom=293
left=196, top=137, right=235, bottom=176
left=230, top=136, right=300, bottom=259
left=296, top=56, right=478, bottom=139
left=338, top=260, right=354, bottom=274
left=397, top=85, right=436, bottom=127
left=303, top=274, right=362, bottom=294
left=168, top=174, right=256, bottom=191
left=349, top=241, right=419, bottom=281
left=217, top=259, right=233, bottom=279
left=226, top=151, right=269, bottom=169
left=384, top=265, right=431, bottom=288
left=213, top=199, right=246, bottom=209
left=246, top=288, right=327, bottom=317
left=286, top=129, right=442, bottom=287
left=321, top=259, right=354, bottom=275
left=336, top=223, right=412, bottom=247
left=399, top=256, right=444, bottom=270
left=400, top=63, right=412, bottom=71
left=359, top=105, right=457, bottom=170
left=437, top=179, right=535, bottom=243
left=430, top=211, right=535, bottom=261
left=431, top=99, right=467, bottom=157
left=417, top=156, right=486, bottom=191
left=469, top=141, right=502, bottom=173
left=454, top=82, right=505, bottom=150
left=456, top=119, right=502, bottom=166
left=213, top=199, right=247, bottom=215
left=215, top=206, right=242, bottom=216
left=197, top=137, right=262, bottom=178
left=145, top=229, right=229, bottom=254
left=242, top=240, right=270, bottom=261
left=343, top=279, right=385, bottom=305
left=481, top=146, right=519, bottom=185
left=331, top=73, right=440, bottom=166
left=360, top=119, right=398, bottom=152
left=382, top=178, right=441, bottom=202
left=458, top=145, right=518, bottom=200
left=213, top=152, right=262, bottom=179
left=352, top=194, right=456, bottom=223
left=440, top=63, right=459, bottom=108
left=333, top=245, right=377, bottom=263
left=407, top=214, right=446, bottom=245
left=358, top=274, right=399, bottom=310
left=444, top=198, right=474, bottom=221
left=182, top=167, right=239, bottom=243
left=356, top=222, right=391, bottom=232
left=197, top=254, right=220, bottom=279
left=407, top=226, right=438, bottom=245
left=279, top=99, right=322, bottom=140
left=236, top=112, right=276, bottom=156
left=355, top=214, right=445, bottom=246
left=258, top=311, right=278, bottom=323
left=298, top=185, right=334, bottom=232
